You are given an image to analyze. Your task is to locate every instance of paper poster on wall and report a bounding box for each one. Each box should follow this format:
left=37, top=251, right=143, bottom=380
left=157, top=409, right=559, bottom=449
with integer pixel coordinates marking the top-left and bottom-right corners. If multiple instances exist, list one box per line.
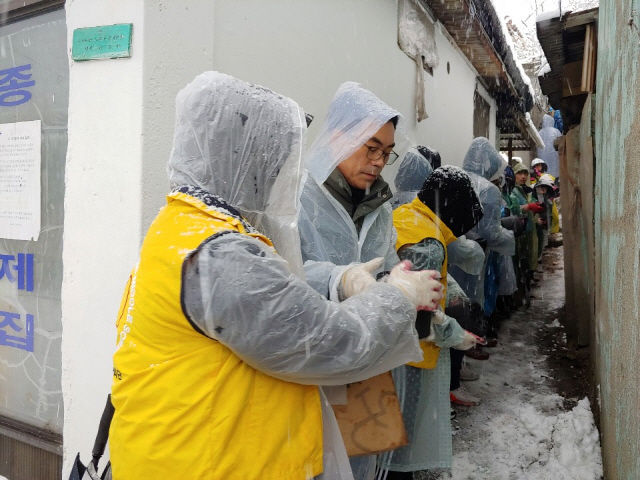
left=0, top=120, right=41, bottom=241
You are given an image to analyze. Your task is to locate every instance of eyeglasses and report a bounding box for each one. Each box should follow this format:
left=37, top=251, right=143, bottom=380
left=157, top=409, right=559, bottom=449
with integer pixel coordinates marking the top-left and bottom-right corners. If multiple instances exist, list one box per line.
left=364, top=145, right=399, bottom=165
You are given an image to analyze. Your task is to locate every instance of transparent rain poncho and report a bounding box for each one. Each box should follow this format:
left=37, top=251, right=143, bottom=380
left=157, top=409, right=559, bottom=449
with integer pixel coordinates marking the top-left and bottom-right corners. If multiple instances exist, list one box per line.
left=167, top=71, right=306, bottom=277
left=165, top=72, right=423, bottom=480
left=451, top=137, right=515, bottom=307
left=382, top=168, right=480, bottom=477
left=461, top=137, right=515, bottom=257
left=300, top=83, right=415, bottom=480
left=497, top=254, right=518, bottom=296
left=391, top=147, right=434, bottom=209
left=300, top=82, right=409, bottom=296
left=447, top=236, right=485, bottom=276
left=487, top=156, right=517, bottom=298
left=536, top=114, right=562, bottom=178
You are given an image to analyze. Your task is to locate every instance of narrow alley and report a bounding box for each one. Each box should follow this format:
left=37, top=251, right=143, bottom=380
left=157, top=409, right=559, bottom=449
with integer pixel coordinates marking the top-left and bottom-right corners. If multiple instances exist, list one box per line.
left=438, top=245, right=603, bottom=480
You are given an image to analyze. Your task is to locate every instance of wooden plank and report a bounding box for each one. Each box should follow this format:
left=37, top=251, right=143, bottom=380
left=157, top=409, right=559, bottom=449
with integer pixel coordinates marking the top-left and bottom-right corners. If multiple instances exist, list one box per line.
left=581, top=24, right=596, bottom=92
left=562, top=60, right=588, bottom=97
left=563, top=8, right=599, bottom=29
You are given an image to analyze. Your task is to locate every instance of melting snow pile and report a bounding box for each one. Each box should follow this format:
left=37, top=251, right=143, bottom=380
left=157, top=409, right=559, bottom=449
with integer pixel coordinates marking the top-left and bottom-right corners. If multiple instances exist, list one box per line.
left=485, top=397, right=602, bottom=479
left=441, top=249, right=603, bottom=480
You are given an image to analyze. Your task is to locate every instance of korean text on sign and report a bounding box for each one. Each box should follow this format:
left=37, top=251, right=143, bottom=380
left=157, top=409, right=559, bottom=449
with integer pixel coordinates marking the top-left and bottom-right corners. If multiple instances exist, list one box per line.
left=0, top=64, right=35, bottom=107
left=0, top=311, right=34, bottom=352
left=0, top=253, right=35, bottom=291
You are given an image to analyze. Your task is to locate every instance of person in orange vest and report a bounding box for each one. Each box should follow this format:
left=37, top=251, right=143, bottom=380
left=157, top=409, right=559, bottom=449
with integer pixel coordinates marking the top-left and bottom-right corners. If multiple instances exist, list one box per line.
left=109, top=72, right=445, bottom=480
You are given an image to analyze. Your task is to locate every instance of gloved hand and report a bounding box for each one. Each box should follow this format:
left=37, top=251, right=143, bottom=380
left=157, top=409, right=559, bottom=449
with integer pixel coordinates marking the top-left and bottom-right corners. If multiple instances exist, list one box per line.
left=340, top=257, right=384, bottom=299
left=386, top=261, right=443, bottom=311
left=430, top=309, right=447, bottom=325
left=524, top=202, right=545, bottom=214
left=452, top=330, right=487, bottom=350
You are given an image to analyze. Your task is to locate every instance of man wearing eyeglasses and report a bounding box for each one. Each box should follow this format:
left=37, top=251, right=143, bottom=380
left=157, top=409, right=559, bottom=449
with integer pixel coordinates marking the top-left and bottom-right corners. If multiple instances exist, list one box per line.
left=298, top=82, right=404, bottom=480
left=299, top=82, right=401, bottom=295
left=321, top=121, right=399, bottom=232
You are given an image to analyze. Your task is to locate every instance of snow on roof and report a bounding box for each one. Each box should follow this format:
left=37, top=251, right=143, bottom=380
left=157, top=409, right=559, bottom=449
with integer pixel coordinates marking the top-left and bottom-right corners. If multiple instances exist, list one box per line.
left=564, top=0, right=599, bottom=14
left=537, top=60, right=552, bottom=76
left=491, top=1, right=537, bottom=101
left=536, top=9, right=561, bottom=22
left=526, top=112, right=546, bottom=148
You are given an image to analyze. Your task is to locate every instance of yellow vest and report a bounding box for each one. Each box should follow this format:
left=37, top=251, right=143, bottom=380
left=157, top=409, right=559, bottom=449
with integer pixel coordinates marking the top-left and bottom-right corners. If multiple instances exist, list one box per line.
left=393, top=198, right=457, bottom=369
left=110, top=190, right=323, bottom=480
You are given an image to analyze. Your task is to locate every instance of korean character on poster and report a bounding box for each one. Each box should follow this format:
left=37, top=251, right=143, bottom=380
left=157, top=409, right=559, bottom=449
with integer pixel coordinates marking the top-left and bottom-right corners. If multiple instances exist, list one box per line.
left=0, top=310, right=34, bottom=352
left=0, top=64, right=35, bottom=107
left=0, top=253, right=35, bottom=291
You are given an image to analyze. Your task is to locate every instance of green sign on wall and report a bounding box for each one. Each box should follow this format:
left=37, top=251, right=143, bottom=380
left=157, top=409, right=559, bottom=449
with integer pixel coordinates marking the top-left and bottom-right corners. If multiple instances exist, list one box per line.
left=72, top=24, right=132, bottom=61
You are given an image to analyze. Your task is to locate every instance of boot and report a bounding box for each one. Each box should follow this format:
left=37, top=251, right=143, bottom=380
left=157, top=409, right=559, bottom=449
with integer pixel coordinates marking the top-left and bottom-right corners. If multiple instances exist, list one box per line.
left=450, top=385, right=481, bottom=406
left=464, top=345, right=489, bottom=360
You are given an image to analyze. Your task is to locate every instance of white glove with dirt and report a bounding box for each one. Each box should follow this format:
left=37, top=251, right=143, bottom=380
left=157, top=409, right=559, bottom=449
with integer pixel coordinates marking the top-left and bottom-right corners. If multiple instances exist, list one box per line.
left=340, top=257, right=384, bottom=299
left=386, top=261, right=444, bottom=310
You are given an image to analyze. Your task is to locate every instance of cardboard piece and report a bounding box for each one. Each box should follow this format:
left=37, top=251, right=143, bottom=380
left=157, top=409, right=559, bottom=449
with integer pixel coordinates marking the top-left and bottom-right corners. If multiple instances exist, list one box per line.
left=331, top=372, right=408, bottom=456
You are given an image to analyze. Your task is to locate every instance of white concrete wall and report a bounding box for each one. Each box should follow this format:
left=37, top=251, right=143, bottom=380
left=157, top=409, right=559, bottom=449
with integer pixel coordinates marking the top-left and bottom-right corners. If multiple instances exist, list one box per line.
left=140, top=1, right=215, bottom=231
left=61, top=1, right=214, bottom=477
left=210, top=0, right=496, bottom=184
left=62, top=3, right=145, bottom=477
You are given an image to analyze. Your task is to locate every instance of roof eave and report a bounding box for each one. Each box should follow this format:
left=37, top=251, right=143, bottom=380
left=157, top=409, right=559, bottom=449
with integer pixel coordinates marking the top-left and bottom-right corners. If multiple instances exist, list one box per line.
left=423, top=0, right=534, bottom=113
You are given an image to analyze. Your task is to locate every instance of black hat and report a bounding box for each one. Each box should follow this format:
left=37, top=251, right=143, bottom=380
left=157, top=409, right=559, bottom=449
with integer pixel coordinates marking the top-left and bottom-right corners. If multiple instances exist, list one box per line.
left=417, top=165, right=483, bottom=237
left=416, top=145, right=441, bottom=170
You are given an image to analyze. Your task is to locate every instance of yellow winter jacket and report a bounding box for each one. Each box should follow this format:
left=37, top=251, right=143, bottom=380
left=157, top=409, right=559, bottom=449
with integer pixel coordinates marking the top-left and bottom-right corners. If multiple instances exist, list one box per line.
left=393, top=198, right=457, bottom=369
left=110, top=189, right=323, bottom=480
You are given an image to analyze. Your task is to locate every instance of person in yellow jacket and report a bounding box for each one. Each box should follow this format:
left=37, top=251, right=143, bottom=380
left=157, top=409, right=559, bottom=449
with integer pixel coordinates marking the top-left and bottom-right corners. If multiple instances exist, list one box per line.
left=382, top=165, right=485, bottom=479
left=530, top=159, right=560, bottom=235
left=109, top=72, right=446, bottom=480
left=533, top=174, right=560, bottom=261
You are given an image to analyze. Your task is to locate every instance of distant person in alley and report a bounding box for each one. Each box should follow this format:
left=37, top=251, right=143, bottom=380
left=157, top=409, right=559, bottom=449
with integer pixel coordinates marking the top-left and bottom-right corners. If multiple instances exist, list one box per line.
left=109, top=72, right=444, bottom=480
left=537, top=114, right=562, bottom=178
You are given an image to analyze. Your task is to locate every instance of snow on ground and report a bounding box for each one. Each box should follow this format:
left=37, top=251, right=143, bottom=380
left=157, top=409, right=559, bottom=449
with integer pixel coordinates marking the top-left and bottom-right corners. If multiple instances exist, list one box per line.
left=432, top=249, right=603, bottom=480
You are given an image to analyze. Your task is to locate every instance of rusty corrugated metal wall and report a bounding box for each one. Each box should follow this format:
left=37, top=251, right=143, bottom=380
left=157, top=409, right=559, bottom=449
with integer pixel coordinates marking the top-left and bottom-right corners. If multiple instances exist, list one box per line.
left=594, top=0, right=640, bottom=478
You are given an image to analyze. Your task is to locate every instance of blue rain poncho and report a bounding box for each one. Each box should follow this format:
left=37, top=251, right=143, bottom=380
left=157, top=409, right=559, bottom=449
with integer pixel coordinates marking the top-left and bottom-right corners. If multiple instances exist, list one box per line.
left=452, top=137, right=515, bottom=307
left=536, top=114, right=562, bottom=178
left=166, top=73, right=424, bottom=480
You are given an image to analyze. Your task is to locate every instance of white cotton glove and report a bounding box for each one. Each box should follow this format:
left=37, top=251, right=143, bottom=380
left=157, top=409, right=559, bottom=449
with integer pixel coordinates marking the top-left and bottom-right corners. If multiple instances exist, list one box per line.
left=386, top=261, right=444, bottom=310
left=452, top=330, right=487, bottom=350
left=340, top=257, right=384, bottom=299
